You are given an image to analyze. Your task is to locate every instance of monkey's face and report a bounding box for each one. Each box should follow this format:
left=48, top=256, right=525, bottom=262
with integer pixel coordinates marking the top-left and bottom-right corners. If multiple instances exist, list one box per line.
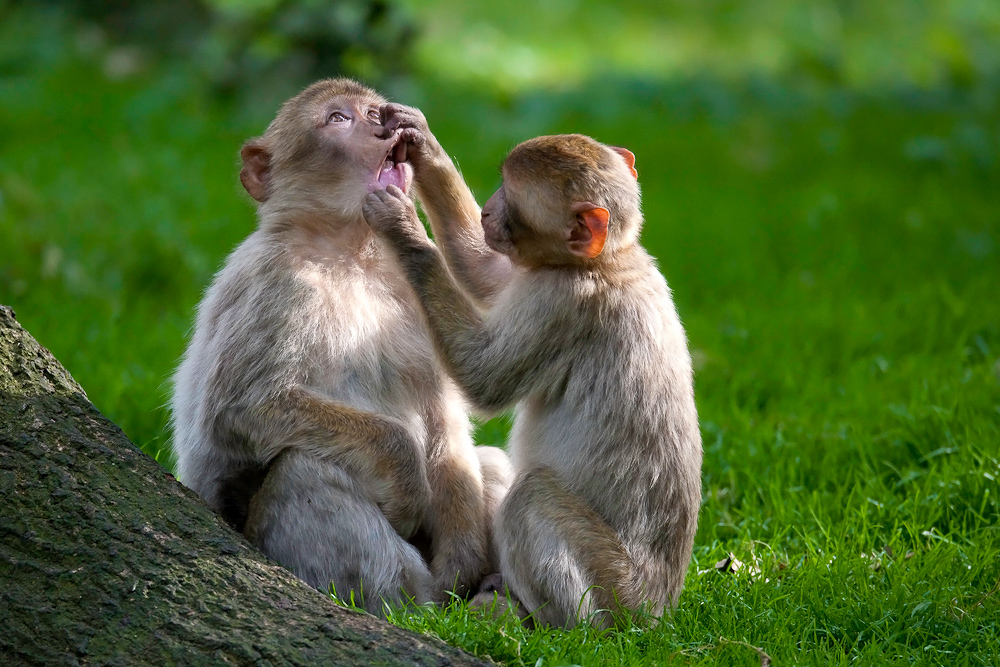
left=481, top=180, right=558, bottom=263
left=290, top=93, right=414, bottom=213
left=483, top=173, right=606, bottom=268
left=241, top=83, right=413, bottom=222
left=481, top=185, right=517, bottom=258
left=309, top=95, right=413, bottom=195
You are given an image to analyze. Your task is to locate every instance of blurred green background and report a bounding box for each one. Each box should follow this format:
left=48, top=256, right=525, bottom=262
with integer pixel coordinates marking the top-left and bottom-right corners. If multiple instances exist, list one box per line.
left=2, top=0, right=996, bottom=463
left=2, top=1, right=998, bottom=662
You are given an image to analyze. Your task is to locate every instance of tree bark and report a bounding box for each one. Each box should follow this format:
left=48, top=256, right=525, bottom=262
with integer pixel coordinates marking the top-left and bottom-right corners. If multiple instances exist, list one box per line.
left=0, top=305, right=490, bottom=667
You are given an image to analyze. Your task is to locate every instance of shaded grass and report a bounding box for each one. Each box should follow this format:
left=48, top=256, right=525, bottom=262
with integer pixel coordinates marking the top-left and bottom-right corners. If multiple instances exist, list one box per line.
left=2, top=24, right=998, bottom=664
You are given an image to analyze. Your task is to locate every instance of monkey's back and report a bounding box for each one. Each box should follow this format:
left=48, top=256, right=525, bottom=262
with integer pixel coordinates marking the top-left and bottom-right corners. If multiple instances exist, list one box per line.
left=510, top=248, right=702, bottom=600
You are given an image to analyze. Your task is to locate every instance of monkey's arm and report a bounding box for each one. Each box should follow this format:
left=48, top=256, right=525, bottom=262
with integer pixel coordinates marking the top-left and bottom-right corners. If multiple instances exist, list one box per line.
left=364, top=187, right=559, bottom=413
left=380, top=103, right=514, bottom=306
left=219, top=385, right=431, bottom=539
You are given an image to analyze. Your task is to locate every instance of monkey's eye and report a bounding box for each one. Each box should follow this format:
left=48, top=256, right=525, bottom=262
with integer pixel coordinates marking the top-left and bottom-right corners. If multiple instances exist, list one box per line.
left=328, top=111, right=349, bottom=123
left=366, top=109, right=381, bottom=122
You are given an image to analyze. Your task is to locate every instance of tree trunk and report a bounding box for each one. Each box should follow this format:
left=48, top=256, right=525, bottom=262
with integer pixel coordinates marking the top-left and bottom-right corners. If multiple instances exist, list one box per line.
left=0, top=305, right=489, bottom=666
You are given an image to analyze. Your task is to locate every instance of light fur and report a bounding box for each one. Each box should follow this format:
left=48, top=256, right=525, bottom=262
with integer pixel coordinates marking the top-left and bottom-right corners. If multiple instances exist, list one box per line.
left=363, top=133, right=702, bottom=628
left=172, top=79, right=500, bottom=613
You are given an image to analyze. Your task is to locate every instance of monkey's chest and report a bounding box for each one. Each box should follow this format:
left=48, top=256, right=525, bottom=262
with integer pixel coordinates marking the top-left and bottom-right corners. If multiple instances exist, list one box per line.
left=313, top=279, right=440, bottom=419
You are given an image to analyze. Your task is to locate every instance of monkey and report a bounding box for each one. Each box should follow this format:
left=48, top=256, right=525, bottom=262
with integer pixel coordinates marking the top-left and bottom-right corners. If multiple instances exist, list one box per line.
left=361, top=133, right=703, bottom=628
left=170, top=78, right=505, bottom=614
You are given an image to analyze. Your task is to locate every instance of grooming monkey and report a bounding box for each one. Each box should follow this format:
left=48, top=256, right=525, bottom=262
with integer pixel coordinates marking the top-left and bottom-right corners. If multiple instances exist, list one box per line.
left=362, top=134, right=703, bottom=628
left=171, top=79, right=507, bottom=613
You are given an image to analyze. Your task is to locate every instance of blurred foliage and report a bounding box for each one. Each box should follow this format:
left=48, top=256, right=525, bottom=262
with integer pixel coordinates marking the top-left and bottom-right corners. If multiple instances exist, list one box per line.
left=5, top=1, right=998, bottom=101
left=401, top=0, right=1000, bottom=91
left=6, top=0, right=415, bottom=110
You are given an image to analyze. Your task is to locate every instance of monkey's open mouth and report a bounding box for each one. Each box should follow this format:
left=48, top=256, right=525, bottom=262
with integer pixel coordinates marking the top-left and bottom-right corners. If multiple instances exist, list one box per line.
left=375, top=137, right=412, bottom=192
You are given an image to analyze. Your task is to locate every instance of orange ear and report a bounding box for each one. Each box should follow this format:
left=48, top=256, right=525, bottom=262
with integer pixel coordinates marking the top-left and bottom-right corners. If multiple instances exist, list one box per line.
left=240, top=141, right=271, bottom=202
left=611, top=146, right=638, bottom=179
left=568, top=204, right=610, bottom=259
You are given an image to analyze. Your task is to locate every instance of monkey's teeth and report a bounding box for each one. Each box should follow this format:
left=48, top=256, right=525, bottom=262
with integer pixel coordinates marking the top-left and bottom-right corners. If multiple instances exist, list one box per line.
left=393, top=141, right=407, bottom=164
left=377, top=157, right=409, bottom=191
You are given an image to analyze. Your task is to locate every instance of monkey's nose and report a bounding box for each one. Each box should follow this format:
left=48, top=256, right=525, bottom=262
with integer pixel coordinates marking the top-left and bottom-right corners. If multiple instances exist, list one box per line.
left=374, top=125, right=395, bottom=140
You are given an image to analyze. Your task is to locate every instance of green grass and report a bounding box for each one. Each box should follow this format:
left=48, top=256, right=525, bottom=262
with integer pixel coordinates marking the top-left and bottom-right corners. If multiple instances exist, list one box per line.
left=2, top=13, right=999, bottom=665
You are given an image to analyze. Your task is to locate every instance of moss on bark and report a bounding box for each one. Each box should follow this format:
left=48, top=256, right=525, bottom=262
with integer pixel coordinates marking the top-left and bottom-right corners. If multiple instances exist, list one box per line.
left=0, top=305, right=490, bottom=666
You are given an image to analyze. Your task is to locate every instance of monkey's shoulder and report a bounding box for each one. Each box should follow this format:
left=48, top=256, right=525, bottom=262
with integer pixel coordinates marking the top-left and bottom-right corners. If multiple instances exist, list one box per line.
left=537, top=259, right=673, bottom=315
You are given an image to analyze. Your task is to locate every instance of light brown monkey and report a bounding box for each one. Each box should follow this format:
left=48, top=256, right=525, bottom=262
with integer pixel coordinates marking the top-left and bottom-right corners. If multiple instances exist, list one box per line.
left=170, top=78, right=504, bottom=613
left=362, top=133, right=702, bottom=628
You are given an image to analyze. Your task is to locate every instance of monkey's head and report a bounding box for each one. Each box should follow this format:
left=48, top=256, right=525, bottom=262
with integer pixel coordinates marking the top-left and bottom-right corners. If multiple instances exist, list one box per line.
left=239, top=78, right=412, bottom=222
left=481, top=134, right=641, bottom=267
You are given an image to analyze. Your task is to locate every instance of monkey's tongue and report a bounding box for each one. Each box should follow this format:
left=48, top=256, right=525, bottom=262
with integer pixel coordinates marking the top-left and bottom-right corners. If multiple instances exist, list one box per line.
left=377, top=159, right=412, bottom=192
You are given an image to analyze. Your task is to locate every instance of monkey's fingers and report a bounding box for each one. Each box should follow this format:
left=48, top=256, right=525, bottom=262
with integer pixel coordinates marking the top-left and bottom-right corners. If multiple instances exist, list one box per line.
left=477, top=573, right=506, bottom=594
left=379, top=103, right=407, bottom=129
left=363, top=190, right=419, bottom=239
left=362, top=190, right=385, bottom=209
left=380, top=103, right=427, bottom=132
left=398, top=127, right=427, bottom=149
left=384, top=184, right=409, bottom=201
left=361, top=193, right=392, bottom=231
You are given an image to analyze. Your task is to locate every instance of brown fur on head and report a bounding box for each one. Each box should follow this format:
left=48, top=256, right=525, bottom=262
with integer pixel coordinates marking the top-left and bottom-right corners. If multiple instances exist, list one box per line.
left=239, top=78, right=411, bottom=224
left=482, top=134, right=642, bottom=267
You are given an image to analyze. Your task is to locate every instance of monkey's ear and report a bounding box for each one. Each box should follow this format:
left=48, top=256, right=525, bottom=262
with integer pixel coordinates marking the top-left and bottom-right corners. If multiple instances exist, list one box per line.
left=611, top=146, right=638, bottom=179
left=568, top=204, right=610, bottom=259
left=240, top=141, right=271, bottom=202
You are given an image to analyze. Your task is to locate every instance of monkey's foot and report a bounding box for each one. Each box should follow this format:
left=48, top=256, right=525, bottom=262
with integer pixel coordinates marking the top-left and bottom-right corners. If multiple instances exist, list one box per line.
left=476, top=572, right=505, bottom=595
left=469, top=574, right=533, bottom=627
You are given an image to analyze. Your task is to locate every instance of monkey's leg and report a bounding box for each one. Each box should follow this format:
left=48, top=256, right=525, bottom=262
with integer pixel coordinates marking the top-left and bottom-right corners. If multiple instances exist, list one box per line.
left=245, top=450, right=432, bottom=616
left=477, top=446, right=514, bottom=525
left=476, top=445, right=513, bottom=572
left=424, top=444, right=513, bottom=598
left=424, top=443, right=488, bottom=599
left=220, top=385, right=432, bottom=539
left=420, top=402, right=511, bottom=600
left=495, top=467, right=635, bottom=629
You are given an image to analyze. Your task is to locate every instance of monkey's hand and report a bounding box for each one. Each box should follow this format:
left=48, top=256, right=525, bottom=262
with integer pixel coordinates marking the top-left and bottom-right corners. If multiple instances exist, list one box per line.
left=379, top=103, right=443, bottom=170
left=363, top=185, right=431, bottom=250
